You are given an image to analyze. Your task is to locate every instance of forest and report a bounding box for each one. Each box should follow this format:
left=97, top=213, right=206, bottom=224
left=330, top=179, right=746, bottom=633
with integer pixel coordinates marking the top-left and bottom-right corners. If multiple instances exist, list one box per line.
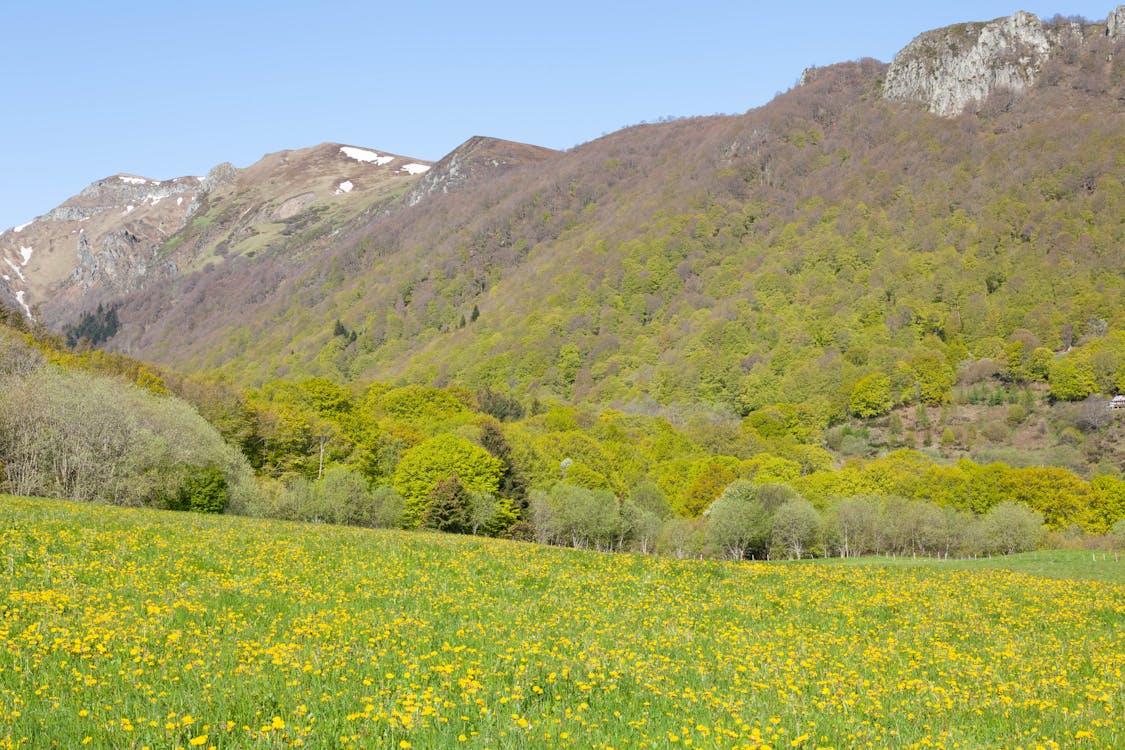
left=3, top=307, right=1123, bottom=562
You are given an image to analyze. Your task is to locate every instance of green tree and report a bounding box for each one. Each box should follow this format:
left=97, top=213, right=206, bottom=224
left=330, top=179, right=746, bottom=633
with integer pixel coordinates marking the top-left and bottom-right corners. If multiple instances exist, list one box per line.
left=1049, top=356, right=1097, bottom=401
left=849, top=372, right=893, bottom=418
left=529, top=483, right=620, bottom=550
left=423, top=477, right=471, bottom=533
left=909, top=352, right=956, bottom=405
left=393, top=434, right=503, bottom=526
left=976, top=502, right=1043, bottom=555
left=705, top=480, right=793, bottom=560
left=770, top=497, right=821, bottom=559
left=170, top=465, right=228, bottom=513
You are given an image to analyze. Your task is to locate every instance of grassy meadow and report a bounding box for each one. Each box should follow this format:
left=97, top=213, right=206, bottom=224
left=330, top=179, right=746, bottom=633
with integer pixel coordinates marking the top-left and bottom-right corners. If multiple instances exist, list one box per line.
left=0, top=495, right=1121, bottom=749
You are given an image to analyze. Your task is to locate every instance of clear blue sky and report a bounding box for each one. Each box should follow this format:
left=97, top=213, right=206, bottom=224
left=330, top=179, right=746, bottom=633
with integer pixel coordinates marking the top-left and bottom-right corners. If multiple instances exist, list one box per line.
left=0, top=1, right=1113, bottom=230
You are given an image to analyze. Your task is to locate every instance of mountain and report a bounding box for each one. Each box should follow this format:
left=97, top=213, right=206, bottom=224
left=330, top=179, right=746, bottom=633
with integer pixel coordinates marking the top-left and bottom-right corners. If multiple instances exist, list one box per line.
left=0, top=142, right=436, bottom=325
left=8, top=8, right=1125, bottom=438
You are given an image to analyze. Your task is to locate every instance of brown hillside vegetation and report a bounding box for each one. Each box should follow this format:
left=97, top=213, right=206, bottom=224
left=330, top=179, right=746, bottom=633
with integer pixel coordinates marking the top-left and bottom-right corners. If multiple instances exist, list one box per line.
left=97, top=41, right=1121, bottom=415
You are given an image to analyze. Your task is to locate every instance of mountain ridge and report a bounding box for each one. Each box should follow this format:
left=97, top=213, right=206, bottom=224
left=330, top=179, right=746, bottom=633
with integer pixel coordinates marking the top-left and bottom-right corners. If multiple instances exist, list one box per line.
left=3, top=8, right=1122, bottom=444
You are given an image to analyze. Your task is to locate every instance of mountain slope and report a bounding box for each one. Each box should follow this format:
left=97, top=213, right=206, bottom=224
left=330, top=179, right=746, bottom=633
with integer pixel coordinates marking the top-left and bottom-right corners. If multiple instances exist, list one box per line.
left=0, top=142, right=435, bottom=326
left=14, top=9, right=1125, bottom=432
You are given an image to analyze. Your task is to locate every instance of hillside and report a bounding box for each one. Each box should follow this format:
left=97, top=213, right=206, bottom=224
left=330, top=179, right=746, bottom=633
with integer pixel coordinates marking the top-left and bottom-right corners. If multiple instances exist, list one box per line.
left=7, top=9, right=1125, bottom=478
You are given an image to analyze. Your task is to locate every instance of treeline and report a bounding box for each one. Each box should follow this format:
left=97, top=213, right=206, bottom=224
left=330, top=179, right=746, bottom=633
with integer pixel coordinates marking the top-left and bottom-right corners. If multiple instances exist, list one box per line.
left=158, top=369, right=1123, bottom=550
left=531, top=481, right=1058, bottom=560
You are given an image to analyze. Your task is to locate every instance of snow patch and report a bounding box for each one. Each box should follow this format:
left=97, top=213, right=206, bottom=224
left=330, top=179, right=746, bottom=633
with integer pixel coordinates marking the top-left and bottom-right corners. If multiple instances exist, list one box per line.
left=335, top=180, right=354, bottom=195
left=176, top=196, right=184, bottom=206
left=119, top=175, right=148, bottom=185
left=122, top=205, right=135, bottom=216
left=148, top=195, right=163, bottom=206
left=14, top=290, right=32, bottom=319
left=18, top=247, right=32, bottom=266
left=2, top=275, right=9, bottom=282
left=399, top=163, right=431, bottom=175
left=4, top=258, right=25, bottom=282
left=340, top=146, right=394, bottom=166
left=13, top=221, right=32, bottom=233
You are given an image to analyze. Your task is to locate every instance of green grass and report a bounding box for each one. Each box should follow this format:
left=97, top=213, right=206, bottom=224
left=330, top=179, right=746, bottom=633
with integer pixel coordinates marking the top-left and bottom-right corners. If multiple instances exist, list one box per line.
left=814, top=549, right=1125, bottom=584
left=0, top=495, right=1121, bottom=749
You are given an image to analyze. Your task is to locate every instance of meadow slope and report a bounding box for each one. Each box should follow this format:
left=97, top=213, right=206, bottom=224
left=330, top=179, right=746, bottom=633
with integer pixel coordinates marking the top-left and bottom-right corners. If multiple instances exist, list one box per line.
left=0, top=496, right=1121, bottom=749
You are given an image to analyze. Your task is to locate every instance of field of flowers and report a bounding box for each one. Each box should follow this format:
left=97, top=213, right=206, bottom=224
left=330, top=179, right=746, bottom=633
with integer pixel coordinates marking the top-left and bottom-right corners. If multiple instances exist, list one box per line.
left=0, top=496, right=1121, bottom=749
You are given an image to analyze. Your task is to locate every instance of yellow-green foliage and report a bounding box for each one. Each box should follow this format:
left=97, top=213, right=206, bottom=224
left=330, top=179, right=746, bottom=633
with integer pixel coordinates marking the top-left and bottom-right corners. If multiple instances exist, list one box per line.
left=794, top=450, right=1122, bottom=532
left=1, top=496, right=1121, bottom=748
left=849, top=371, right=893, bottom=418
left=393, top=434, right=503, bottom=526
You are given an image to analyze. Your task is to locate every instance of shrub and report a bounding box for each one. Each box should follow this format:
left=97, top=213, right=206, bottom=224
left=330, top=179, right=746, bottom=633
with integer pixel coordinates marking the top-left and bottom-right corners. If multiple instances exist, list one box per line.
left=170, top=466, right=228, bottom=513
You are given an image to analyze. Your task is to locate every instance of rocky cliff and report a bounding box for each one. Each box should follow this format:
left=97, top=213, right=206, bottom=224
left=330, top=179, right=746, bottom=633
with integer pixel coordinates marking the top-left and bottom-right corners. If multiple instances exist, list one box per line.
left=883, top=7, right=1123, bottom=116
left=0, top=173, right=209, bottom=319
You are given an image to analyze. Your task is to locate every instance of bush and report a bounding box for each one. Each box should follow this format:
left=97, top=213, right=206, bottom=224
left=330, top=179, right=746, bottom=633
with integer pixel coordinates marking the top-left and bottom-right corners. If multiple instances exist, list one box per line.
left=170, top=465, right=228, bottom=513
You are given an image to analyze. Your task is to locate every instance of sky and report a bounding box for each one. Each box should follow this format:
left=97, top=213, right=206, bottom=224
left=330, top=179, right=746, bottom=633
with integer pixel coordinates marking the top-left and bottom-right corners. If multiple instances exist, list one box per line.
left=0, top=0, right=1115, bottom=231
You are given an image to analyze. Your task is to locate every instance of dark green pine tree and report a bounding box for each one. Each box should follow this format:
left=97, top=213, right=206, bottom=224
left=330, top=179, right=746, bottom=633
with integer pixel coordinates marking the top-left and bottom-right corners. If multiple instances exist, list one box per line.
left=423, top=477, right=471, bottom=533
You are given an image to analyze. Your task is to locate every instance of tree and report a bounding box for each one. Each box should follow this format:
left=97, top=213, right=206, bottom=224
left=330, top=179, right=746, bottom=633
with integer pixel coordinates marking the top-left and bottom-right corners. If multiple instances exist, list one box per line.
left=628, top=480, right=672, bottom=519
left=770, top=498, right=821, bottom=559
left=0, top=367, right=255, bottom=510
left=977, top=501, right=1044, bottom=555
left=423, top=477, right=471, bottom=533
left=315, top=465, right=377, bottom=526
left=705, top=480, right=787, bottom=560
left=827, top=495, right=885, bottom=557
left=479, top=420, right=529, bottom=510
left=909, top=352, right=955, bottom=405
left=368, top=485, right=406, bottom=528
left=465, top=490, right=516, bottom=535
left=529, top=483, right=620, bottom=550
left=849, top=372, right=893, bottom=418
left=169, top=465, right=228, bottom=513
left=618, top=499, right=662, bottom=553
left=1111, top=518, right=1125, bottom=550
left=1049, top=356, right=1097, bottom=401
left=393, top=434, right=503, bottom=526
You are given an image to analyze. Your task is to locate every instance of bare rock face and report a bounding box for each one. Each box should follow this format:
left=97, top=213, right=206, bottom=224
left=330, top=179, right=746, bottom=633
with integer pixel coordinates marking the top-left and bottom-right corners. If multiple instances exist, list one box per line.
left=1109, top=5, right=1125, bottom=39
left=881, top=7, right=1125, bottom=116
left=0, top=174, right=206, bottom=319
left=883, top=11, right=1061, bottom=116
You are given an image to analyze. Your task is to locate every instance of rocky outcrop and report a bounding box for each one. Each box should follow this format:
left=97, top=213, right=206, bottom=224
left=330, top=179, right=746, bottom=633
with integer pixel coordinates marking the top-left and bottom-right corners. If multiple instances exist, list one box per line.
left=882, top=8, right=1122, bottom=116
left=884, top=11, right=1054, bottom=116
left=1109, top=5, right=1125, bottom=38
left=201, top=162, right=238, bottom=193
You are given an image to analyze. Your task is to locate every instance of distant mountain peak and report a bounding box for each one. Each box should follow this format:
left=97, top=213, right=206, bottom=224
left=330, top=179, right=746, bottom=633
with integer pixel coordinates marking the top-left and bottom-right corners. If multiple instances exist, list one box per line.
left=403, top=136, right=559, bottom=207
